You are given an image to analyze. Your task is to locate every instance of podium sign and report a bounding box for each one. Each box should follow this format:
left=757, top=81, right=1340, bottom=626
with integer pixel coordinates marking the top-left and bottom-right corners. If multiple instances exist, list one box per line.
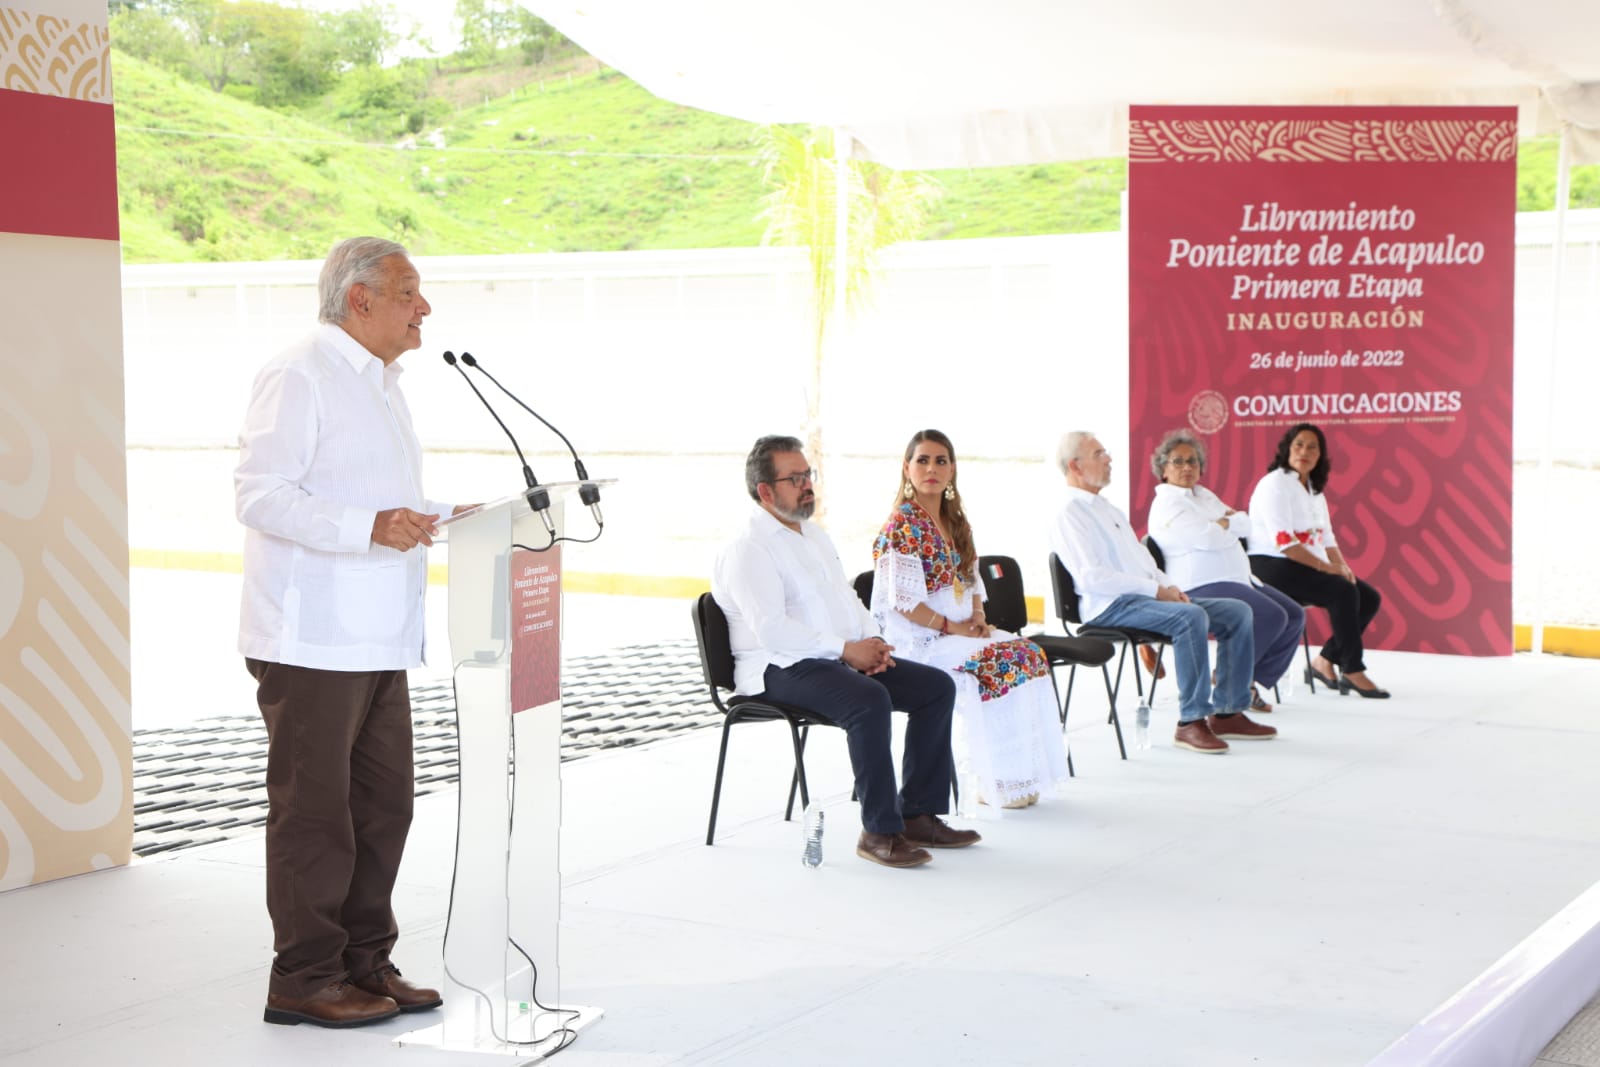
left=398, top=484, right=606, bottom=1057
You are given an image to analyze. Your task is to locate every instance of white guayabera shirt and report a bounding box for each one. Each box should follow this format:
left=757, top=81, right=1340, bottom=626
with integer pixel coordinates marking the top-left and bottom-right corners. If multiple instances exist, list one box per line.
left=236, top=323, right=452, bottom=671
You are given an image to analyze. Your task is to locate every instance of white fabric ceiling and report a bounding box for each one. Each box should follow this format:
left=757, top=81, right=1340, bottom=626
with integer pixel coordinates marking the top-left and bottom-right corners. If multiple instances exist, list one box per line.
left=521, top=0, right=1600, bottom=168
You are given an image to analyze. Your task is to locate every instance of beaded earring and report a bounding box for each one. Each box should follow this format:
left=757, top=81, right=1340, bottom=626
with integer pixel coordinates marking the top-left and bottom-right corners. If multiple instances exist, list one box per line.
left=944, top=484, right=956, bottom=501
left=903, top=482, right=914, bottom=499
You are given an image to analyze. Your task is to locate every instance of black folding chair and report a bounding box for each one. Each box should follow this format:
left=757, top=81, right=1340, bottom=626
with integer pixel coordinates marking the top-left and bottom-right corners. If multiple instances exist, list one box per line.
left=692, top=593, right=842, bottom=846
left=977, top=555, right=1114, bottom=776
left=1048, top=552, right=1174, bottom=759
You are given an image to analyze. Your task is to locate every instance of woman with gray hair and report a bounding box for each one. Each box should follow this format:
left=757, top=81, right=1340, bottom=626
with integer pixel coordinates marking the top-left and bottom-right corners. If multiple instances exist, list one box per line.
left=1145, top=429, right=1304, bottom=712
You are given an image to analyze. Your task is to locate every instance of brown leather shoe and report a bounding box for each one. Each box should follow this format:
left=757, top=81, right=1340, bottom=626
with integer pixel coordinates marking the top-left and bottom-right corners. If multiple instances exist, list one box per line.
left=901, top=813, right=982, bottom=849
left=1138, top=644, right=1166, bottom=679
left=856, top=831, right=932, bottom=868
left=264, top=980, right=399, bottom=1028
left=1209, top=712, right=1277, bottom=740
left=352, top=964, right=442, bottom=1013
left=1173, top=718, right=1229, bottom=754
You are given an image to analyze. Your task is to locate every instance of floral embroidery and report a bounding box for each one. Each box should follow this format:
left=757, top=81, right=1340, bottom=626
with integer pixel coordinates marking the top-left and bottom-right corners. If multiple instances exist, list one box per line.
left=1275, top=529, right=1319, bottom=548
left=872, top=502, right=959, bottom=594
left=959, top=639, right=1050, bottom=701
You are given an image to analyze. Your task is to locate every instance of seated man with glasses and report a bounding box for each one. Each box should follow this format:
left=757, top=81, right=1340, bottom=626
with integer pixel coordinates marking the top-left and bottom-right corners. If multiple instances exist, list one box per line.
left=712, top=434, right=981, bottom=868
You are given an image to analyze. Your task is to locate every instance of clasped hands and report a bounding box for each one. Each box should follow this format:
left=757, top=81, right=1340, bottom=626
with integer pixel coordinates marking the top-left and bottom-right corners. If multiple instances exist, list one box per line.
left=842, top=637, right=896, bottom=675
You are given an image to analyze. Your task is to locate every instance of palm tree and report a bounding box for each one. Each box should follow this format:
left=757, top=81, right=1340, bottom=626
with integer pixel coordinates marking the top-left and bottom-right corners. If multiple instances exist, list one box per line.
left=758, top=125, right=942, bottom=506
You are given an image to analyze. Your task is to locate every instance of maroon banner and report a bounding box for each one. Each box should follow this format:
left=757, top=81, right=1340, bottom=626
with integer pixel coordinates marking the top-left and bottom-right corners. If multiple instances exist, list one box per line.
left=510, top=545, right=562, bottom=713
left=0, top=87, right=118, bottom=241
left=1127, top=106, right=1515, bottom=656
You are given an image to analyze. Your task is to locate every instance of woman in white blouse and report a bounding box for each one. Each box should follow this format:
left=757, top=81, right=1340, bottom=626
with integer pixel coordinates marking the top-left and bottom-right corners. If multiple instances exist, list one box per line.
left=1246, top=423, right=1388, bottom=698
left=1146, top=430, right=1305, bottom=713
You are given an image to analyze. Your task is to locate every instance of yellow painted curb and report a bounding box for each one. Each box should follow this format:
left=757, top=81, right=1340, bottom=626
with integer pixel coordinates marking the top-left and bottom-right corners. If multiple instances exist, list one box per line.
left=1513, top=623, right=1600, bottom=658
left=123, top=550, right=1600, bottom=656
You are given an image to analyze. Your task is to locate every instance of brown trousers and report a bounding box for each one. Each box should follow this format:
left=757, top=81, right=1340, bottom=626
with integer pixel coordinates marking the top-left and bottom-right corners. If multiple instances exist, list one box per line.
left=246, top=658, right=415, bottom=998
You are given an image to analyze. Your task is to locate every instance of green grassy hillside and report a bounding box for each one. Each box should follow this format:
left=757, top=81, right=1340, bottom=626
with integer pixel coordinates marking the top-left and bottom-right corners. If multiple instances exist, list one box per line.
left=112, top=49, right=1595, bottom=263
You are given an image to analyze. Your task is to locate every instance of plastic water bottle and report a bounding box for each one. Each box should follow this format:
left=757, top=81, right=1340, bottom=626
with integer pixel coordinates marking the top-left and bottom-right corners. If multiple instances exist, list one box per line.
left=1135, top=703, right=1151, bottom=750
left=801, top=806, right=824, bottom=868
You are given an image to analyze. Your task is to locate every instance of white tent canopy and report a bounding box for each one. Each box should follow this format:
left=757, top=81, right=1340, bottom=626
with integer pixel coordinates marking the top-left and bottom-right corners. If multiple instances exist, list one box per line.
left=522, top=0, right=1600, bottom=168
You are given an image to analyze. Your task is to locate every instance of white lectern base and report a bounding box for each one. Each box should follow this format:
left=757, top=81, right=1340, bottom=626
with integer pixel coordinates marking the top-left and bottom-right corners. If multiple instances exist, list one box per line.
left=396, top=1004, right=604, bottom=1059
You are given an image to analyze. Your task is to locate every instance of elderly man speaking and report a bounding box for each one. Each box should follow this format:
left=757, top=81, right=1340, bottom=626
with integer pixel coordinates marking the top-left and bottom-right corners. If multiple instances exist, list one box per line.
left=236, top=237, right=468, bottom=1028
left=1048, top=431, right=1275, bottom=754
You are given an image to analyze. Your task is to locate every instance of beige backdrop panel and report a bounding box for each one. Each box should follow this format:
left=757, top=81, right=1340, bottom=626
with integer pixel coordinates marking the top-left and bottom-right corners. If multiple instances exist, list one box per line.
left=0, top=232, right=132, bottom=888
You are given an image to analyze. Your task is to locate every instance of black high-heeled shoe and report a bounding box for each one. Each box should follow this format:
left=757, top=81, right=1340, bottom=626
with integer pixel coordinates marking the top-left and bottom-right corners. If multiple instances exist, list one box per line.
left=1338, top=677, right=1391, bottom=699
left=1305, top=664, right=1341, bottom=692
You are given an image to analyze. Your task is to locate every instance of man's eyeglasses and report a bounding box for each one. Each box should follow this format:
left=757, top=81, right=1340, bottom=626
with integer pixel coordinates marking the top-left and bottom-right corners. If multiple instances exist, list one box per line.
left=770, top=469, right=817, bottom=489
left=1164, top=456, right=1201, bottom=467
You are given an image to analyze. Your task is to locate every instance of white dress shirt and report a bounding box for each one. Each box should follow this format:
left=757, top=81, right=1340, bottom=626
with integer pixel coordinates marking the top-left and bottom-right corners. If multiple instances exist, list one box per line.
left=712, top=508, right=879, bottom=695
left=1246, top=467, right=1337, bottom=564
left=1048, top=486, right=1169, bottom=624
left=1147, top=483, right=1255, bottom=590
left=236, top=323, right=451, bottom=670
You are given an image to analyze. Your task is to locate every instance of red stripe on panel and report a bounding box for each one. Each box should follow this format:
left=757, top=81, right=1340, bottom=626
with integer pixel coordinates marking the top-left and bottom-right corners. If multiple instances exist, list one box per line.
left=0, top=87, right=118, bottom=241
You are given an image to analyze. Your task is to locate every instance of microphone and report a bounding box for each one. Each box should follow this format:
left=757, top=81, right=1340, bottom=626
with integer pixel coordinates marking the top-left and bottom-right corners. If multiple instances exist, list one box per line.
left=442, top=351, right=554, bottom=532
left=459, top=351, right=604, bottom=528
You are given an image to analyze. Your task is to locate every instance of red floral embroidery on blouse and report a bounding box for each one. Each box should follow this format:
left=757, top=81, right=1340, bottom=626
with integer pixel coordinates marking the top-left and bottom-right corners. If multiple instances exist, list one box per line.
left=872, top=503, right=958, bottom=593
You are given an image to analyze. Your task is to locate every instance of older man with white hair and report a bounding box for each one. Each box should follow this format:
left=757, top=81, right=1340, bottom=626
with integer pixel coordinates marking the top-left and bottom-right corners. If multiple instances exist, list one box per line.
left=236, top=237, right=470, bottom=1028
left=1048, top=431, right=1274, bottom=754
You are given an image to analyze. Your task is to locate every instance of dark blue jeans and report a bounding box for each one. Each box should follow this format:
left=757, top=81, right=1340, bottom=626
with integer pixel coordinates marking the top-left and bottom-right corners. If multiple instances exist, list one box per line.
left=759, top=657, right=956, bottom=835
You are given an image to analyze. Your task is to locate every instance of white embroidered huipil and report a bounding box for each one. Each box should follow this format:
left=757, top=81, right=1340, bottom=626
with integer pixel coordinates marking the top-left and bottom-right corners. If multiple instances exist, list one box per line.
left=236, top=324, right=451, bottom=671
left=1246, top=467, right=1336, bottom=563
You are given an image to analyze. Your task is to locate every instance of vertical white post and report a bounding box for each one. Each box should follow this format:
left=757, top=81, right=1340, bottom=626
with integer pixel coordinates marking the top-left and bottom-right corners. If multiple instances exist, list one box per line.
left=1532, top=124, right=1572, bottom=656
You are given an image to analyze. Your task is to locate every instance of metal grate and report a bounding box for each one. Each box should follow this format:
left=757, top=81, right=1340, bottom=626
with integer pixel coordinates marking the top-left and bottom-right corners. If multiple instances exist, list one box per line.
left=133, top=641, right=711, bottom=857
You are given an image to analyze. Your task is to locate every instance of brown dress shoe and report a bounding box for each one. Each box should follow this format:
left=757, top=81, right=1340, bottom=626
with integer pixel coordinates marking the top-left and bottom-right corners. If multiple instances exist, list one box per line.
left=352, top=964, right=442, bottom=1013
left=1173, top=718, right=1229, bottom=754
left=856, top=831, right=932, bottom=868
left=1208, top=712, right=1277, bottom=740
left=264, top=980, right=399, bottom=1028
left=901, top=813, right=982, bottom=849
left=1138, top=644, right=1166, bottom=679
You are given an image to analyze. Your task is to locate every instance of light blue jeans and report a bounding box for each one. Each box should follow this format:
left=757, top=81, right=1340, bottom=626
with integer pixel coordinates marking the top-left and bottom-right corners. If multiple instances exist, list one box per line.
left=1086, top=594, right=1255, bottom=723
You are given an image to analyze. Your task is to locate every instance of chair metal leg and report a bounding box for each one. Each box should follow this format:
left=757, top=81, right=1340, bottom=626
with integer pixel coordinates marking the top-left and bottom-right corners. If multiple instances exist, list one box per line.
left=706, top=718, right=737, bottom=846
left=784, top=723, right=811, bottom=821
left=1301, top=627, right=1316, bottom=692
left=1100, top=655, right=1128, bottom=761
left=1060, top=665, right=1077, bottom=777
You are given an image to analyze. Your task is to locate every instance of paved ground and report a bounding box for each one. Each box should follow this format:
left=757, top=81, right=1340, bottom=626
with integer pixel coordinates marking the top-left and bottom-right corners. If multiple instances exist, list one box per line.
left=132, top=641, right=708, bottom=857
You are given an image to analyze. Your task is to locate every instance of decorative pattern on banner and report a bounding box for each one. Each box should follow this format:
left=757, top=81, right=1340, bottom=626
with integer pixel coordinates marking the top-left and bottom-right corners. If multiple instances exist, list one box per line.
left=1130, top=117, right=1515, bottom=164
left=0, top=234, right=132, bottom=890
left=0, top=8, right=110, bottom=102
left=1127, top=106, right=1515, bottom=657
left=510, top=546, right=562, bottom=713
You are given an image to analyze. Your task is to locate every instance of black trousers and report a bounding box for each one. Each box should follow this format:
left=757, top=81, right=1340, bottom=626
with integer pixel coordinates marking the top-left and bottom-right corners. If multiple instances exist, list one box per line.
left=1249, top=557, right=1382, bottom=674
left=246, top=658, right=415, bottom=998
left=758, top=657, right=956, bottom=834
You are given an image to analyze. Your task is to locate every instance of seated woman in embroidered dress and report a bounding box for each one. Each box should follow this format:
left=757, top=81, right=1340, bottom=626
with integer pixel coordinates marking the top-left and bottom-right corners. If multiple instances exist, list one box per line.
left=1246, top=423, right=1389, bottom=698
left=1145, top=429, right=1305, bottom=713
left=870, top=429, right=1068, bottom=809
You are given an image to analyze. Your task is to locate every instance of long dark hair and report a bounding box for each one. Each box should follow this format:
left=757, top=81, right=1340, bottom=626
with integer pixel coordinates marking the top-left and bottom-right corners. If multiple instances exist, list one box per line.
left=1267, top=422, right=1331, bottom=494
left=894, top=429, right=976, bottom=580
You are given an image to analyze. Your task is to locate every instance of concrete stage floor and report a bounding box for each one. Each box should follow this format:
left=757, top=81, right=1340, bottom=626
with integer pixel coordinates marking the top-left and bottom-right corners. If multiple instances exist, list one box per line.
left=4, top=649, right=1600, bottom=1066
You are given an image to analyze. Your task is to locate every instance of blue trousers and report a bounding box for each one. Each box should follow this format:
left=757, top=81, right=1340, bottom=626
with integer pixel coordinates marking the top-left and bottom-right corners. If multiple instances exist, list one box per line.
left=760, top=657, right=956, bottom=835
left=1188, top=580, right=1305, bottom=689
left=1086, top=594, right=1254, bottom=723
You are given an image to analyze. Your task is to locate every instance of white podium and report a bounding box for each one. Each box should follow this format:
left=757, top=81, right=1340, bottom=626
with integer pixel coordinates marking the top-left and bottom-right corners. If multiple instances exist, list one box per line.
left=398, top=483, right=607, bottom=1058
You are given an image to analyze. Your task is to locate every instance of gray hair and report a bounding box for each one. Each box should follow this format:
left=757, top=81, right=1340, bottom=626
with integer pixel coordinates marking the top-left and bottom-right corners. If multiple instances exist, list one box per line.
left=744, top=434, right=804, bottom=501
left=318, top=236, right=409, bottom=324
left=1056, top=430, right=1096, bottom=475
left=1150, top=428, right=1208, bottom=479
